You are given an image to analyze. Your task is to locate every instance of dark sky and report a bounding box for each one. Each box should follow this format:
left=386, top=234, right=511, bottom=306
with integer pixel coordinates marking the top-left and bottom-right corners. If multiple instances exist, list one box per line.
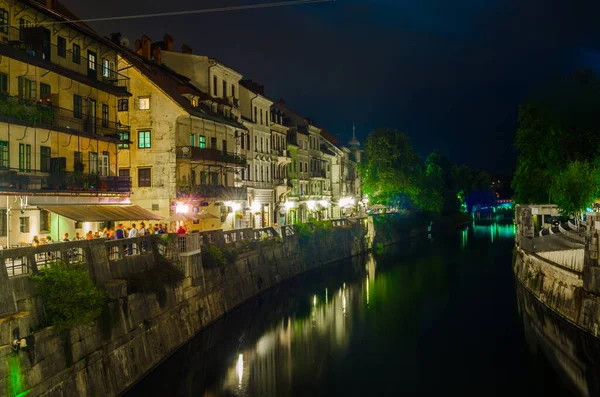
left=62, top=0, right=600, bottom=174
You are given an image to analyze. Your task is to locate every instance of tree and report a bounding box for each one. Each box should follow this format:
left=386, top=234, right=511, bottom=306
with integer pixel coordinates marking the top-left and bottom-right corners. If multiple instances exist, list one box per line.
left=550, top=160, right=599, bottom=221
left=359, top=128, right=420, bottom=207
left=513, top=69, right=600, bottom=203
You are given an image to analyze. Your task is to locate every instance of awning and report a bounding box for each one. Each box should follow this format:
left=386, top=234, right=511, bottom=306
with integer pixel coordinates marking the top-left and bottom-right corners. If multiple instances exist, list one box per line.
left=40, top=205, right=163, bottom=222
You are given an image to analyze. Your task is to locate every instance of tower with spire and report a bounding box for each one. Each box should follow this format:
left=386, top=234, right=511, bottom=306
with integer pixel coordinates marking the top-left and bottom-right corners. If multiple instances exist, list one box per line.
left=348, top=122, right=362, bottom=163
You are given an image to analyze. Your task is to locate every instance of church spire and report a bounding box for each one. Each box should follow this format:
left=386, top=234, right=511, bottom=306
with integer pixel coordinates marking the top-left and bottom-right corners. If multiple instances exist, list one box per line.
left=349, top=122, right=360, bottom=148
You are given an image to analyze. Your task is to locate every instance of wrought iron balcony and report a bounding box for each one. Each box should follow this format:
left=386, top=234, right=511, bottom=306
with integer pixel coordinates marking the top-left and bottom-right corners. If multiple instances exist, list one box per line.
left=0, top=26, right=129, bottom=95
left=0, top=169, right=131, bottom=194
left=0, top=94, right=130, bottom=140
left=310, top=169, right=327, bottom=178
left=176, top=146, right=246, bottom=165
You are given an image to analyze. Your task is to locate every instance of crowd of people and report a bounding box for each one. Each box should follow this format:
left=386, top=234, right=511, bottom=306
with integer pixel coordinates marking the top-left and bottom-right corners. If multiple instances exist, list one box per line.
left=31, top=223, right=189, bottom=247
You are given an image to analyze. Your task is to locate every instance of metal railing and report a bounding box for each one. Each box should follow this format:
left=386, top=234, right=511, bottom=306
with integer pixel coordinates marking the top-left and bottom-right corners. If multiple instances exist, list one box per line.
left=0, top=94, right=130, bottom=138
left=105, top=235, right=154, bottom=261
left=177, top=184, right=247, bottom=200
left=0, top=27, right=130, bottom=93
left=0, top=169, right=132, bottom=193
left=176, top=146, right=246, bottom=165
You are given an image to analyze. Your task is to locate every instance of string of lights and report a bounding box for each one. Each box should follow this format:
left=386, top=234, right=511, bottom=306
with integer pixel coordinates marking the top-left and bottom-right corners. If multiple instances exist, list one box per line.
left=5, top=0, right=333, bottom=28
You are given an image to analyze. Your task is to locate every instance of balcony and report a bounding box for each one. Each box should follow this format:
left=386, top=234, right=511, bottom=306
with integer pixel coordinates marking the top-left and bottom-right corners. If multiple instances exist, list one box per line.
left=275, top=178, right=293, bottom=187
left=0, top=94, right=130, bottom=141
left=0, top=169, right=131, bottom=194
left=310, top=169, right=327, bottom=179
left=0, top=26, right=129, bottom=96
left=176, top=146, right=246, bottom=166
left=177, top=184, right=247, bottom=201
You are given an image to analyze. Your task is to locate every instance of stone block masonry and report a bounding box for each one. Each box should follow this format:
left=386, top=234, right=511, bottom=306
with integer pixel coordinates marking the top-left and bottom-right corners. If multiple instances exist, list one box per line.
left=0, top=216, right=414, bottom=397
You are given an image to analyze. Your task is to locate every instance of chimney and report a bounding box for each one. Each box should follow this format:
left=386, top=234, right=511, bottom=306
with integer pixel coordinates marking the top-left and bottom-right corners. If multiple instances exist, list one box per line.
left=151, top=44, right=162, bottom=65
left=141, top=35, right=151, bottom=60
left=181, top=44, right=192, bottom=54
left=163, top=34, right=174, bottom=51
left=110, top=32, right=122, bottom=45
left=134, top=38, right=142, bottom=53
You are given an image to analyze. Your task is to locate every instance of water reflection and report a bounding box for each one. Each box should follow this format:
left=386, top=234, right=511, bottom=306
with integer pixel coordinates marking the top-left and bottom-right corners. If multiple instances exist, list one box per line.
left=517, top=284, right=600, bottom=397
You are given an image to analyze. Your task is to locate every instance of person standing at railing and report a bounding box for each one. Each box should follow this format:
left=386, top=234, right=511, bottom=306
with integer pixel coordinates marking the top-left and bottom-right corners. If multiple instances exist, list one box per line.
left=177, top=224, right=186, bottom=234
left=63, top=233, right=70, bottom=242
left=128, top=224, right=139, bottom=255
left=139, top=223, right=147, bottom=251
left=86, top=231, right=94, bottom=240
left=32, top=236, right=40, bottom=247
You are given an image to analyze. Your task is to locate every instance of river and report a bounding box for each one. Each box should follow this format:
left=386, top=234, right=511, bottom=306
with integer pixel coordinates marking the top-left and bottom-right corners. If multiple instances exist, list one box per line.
left=126, top=222, right=599, bottom=397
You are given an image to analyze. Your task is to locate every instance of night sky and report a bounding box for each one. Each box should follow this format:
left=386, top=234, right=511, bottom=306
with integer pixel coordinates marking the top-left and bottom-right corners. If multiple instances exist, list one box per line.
left=62, top=0, right=600, bottom=174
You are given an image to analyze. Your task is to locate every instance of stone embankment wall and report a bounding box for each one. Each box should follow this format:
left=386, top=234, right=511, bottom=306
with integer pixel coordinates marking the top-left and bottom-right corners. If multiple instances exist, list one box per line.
left=1, top=217, right=395, bottom=397
left=514, top=205, right=600, bottom=340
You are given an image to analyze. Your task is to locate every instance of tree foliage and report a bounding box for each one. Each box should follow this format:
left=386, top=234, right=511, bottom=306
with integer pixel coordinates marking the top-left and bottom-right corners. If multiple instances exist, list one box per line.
left=550, top=160, right=600, bottom=217
left=513, top=69, right=600, bottom=204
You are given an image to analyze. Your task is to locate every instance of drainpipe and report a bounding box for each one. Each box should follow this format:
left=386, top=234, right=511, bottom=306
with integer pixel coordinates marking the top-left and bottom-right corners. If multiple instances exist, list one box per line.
left=6, top=196, right=10, bottom=247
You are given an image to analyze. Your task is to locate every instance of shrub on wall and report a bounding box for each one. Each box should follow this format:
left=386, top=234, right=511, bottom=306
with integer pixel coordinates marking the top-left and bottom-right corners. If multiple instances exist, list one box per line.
left=295, top=223, right=314, bottom=246
left=126, top=256, right=185, bottom=307
left=31, top=261, right=106, bottom=330
left=202, top=245, right=228, bottom=267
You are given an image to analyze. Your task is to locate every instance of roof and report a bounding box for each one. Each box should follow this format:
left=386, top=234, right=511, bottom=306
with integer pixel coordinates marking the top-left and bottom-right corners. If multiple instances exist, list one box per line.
left=320, top=129, right=341, bottom=146
left=40, top=205, right=163, bottom=221
left=119, top=47, right=247, bottom=130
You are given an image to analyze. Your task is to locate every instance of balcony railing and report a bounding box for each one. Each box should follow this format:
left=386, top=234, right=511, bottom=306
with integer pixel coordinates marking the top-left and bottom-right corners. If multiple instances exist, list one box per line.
left=0, top=169, right=131, bottom=193
left=0, top=26, right=130, bottom=94
left=177, top=184, right=247, bottom=200
left=0, top=94, right=130, bottom=139
left=176, top=146, right=246, bottom=165
left=310, top=169, right=327, bottom=178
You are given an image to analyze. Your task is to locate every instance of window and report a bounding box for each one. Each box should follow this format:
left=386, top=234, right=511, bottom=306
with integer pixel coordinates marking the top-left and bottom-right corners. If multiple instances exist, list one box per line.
left=254, top=136, right=257, bottom=151
left=89, top=152, right=98, bottom=174
left=254, top=106, right=257, bottom=122
left=73, top=95, right=82, bottom=118
left=200, top=171, right=207, bottom=184
left=119, top=168, right=130, bottom=177
left=72, top=44, right=81, bottom=64
left=213, top=75, right=218, bottom=96
left=222, top=80, right=227, bottom=98
left=222, top=139, right=227, bottom=154
left=260, top=109, right=263, bottom=125
left=139, top=97, right=150, bottom=110
left=190, top=134, right=196, bottom=146
left=74, top=151, right=82, bottom=168
left=0, top=141, right=8, bottom=169
left=18, top=144, right=31, bottom=172
left=118, top=131, right=129, bottom=149
left=210, top=172, right=218, bottom=185
left=0, top=9, right=7, bottom=34
left=254, top=165, right=257, bottom=181
left=87, top=51, right=96, bottom=71
left=19, top=217, right=29, bottom=233
left=40, top=209, right=50, bottom=233
left=0, top=73, right=7, bottom=94
left=199, top=135, right=206, bottom=148
left=18, top=77, right=35, bottom=100
left=138, top=131, right=151, bottom=148
left=210, top=137, right=217, bottom=149
left=102, top=104, right=108, bottom=128
left=247, top=135, right=250, bottom=150
left=241, top=134, right=245, bottom=149
left=118, top=98, right=128, bottom=111
left=40, top=82, right=51, bottom=99
left=40, top=146, right=51, bottom=172
left=0, top=210, right=6, bottom=237
left=102, top=58, right=114, bottom=78
left=57, top=36, right=66, bottom=57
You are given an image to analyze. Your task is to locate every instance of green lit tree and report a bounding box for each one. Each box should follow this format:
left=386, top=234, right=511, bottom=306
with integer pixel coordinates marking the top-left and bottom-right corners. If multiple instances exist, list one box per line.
left=550, top=160, right=600, bottom=223
left=358, top=128, right=421, bottom=207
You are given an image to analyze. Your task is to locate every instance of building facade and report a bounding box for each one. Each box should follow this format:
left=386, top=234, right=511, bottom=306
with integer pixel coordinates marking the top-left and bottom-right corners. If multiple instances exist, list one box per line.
left=116, top=35, right=248, bottom=232
left=0, top=0, right=134, bottom=246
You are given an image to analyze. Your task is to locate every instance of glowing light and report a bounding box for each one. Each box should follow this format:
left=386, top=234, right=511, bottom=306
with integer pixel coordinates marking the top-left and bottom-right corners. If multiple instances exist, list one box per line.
left=325, top=288, right=328, bottom=304
left=342, top=293, right=347, bottom=315
left=319, top=200, right=329, bottom=207
left=313, top=295, right=317, bottom=306
left=225, top=201, right=242, bottom=211
left=307, top=200, right=317, bottom=210
left=236, top=354, right=243, bottom=387
left=284, top=201, right=295, bottom=210
left=250, top=201, right=261, bottom=213
left=175, top=203, right=189, bottom=214
left=366, top=276, right=370, bottom=306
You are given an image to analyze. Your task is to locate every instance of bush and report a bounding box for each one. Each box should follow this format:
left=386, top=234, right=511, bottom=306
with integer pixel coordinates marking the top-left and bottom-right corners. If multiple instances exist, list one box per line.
left=202, top=244, right=228, bottom=267
left=295, top=223, right=314, bottom=245
left=259, top=235, right=283, bottom=247
left=221, top=245, right=239, bottom=264
left=31, top=261, right=105, bottom=330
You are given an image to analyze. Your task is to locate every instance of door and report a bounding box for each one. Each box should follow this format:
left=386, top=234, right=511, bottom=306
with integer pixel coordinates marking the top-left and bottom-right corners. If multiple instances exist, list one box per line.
left=99, top=153, right=109, bottom=176
left=89, top=152, right=98, bottom=174
left=42, top=28, right=51, bottom=61
left=87, top=99, right=97, bottom=134
left=87, top=50, right=97, bottom=80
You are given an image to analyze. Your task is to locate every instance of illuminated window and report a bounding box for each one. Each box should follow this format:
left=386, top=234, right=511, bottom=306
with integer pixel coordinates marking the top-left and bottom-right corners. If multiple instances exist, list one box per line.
left=0, top=9, right=7, bottom=34
left=19, top=217, right=29, bottom=233
left=139, top=97, right=150, bottom=110
left=199, top=135, right=206, bottom=148
left=118, top=131, right=129, bottom=149
left=18, top=144, right=31, bottom=172
left=0, top=141, right=8, bottom=169
left=138, top=131, right=151, bottom=148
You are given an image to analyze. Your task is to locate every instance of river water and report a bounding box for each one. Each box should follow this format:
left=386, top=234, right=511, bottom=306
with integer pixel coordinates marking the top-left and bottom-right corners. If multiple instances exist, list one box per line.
left=126, top=223, right=600, bottom=397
